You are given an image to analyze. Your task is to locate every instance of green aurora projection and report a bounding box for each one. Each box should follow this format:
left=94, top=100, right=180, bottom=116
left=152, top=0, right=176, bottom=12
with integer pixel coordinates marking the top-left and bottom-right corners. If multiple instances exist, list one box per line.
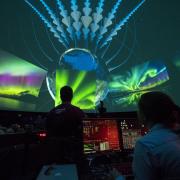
left=109, top=61, right=169, bottom=107
left=55, top=69, right=96, bottom=110
left=0, top=50, right=47, bottom=111
left=1, top=0, right=180, bottom=112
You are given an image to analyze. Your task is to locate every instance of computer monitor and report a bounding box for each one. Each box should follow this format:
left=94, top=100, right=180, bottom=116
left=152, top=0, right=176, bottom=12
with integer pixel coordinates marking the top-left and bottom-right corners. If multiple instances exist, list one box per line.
left=119, top=119, right=143, bottom=150
left=83, top=118, right=121, bottom=154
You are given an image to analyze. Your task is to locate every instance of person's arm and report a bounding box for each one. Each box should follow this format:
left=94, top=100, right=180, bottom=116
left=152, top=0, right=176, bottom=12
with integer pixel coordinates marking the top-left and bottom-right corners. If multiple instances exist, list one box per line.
left=132, top=141, right=158, bottom=180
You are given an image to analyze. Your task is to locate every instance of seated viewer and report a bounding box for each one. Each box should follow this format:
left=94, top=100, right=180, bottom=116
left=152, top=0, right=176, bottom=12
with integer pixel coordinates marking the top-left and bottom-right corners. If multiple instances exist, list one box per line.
left=133, top=91, right=180, bottom=180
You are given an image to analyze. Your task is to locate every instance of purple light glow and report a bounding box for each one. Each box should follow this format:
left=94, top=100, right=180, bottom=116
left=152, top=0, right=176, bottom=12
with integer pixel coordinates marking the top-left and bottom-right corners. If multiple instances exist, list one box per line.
left=0, top=73, right=44, bottom=86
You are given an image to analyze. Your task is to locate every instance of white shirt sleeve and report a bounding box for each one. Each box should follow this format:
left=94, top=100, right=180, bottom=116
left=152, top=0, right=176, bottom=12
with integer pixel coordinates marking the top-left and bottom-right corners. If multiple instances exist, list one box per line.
left=132, top=140, right=159, bottom=180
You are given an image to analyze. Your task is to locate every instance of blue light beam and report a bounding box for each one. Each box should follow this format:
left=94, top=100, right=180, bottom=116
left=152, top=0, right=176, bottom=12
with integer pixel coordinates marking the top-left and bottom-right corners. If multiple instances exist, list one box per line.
left=100, top=0, right=145, bottom=48
left=24, top=0, right=68, bottom=48
left=56, top=0, right=74, bottom=40
left=90, top=0, right=105, bottom=41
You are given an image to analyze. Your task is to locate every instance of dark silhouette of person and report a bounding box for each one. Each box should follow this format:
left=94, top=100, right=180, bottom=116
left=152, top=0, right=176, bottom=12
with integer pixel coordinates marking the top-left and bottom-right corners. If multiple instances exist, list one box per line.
left=133, top=91, right=180, bottom=180
left=47, top=86, right=85, bottom=136
left=98, top=100, right=107, bottom=115
left=46, top=85, right=85, bottom=163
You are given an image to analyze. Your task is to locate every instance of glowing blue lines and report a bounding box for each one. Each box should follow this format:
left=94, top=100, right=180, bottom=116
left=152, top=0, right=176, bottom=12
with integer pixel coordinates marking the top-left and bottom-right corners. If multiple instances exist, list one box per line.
left=97, top=0, right=123, bottom=45
left=56, top=0, right=74, bottom=40
left=25, top=0, right=145, bottom=71
left=82, top=0, right=92, bottom=40
left=71, top=0, right=82, bottom=40
left=24, top=0, right=147, bottom=105
left=25, top=0, right=68, bottom=48
left=39, top=0, right=69, bottom=46
left=90, top=0, right=105, bottom=41
left=100, top=0, right=145, bottom=48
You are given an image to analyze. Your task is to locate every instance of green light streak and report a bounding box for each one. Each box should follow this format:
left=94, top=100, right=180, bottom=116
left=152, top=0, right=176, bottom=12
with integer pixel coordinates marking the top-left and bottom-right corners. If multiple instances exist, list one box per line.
left=56, top=70, right=68, bottom=89
left=72, top=82, right=96, bottom=105
left=0, top=86, right=39, bottom=97
left=114, top=91, right=149, bottom=107
left=56, top=70, right=69, bottom=104
left=71, top=71, right=86, bottom=92
left=56, top=69, right=96, bottom=110
left=109, top=61, right=169, bottom=107
left=138, top=69, right=157, bottom=85
left=109, top=62, right=168, bottom=92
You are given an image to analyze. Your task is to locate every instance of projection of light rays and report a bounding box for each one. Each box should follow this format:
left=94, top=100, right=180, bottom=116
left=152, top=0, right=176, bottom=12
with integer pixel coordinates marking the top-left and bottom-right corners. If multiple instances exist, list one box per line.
left=0, top=50, right=47, bottom=111
left=112, top=91, right=148, bottom=107
left=55, top=69, right=96, bottom=110
left=25, top=0, right=145, bottom=54
left=24, top=0, right=146, bottom=110
left=108, top=61, right=169, bottom=107
left=99, top=0, right=145, bottom=49
left=25, top=0, right=69, bottom=48
left=95, top=0, right=123, bottom=46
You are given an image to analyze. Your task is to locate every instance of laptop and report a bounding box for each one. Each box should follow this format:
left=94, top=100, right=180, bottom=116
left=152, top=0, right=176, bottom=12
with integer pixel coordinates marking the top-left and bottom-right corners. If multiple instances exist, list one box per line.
left=36, top=164, right=79, bottom=180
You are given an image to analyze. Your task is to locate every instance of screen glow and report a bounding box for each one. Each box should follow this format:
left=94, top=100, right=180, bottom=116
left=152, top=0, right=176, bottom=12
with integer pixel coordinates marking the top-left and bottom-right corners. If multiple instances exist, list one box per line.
left=56, top=69, right=96, bottom=110
left=0, top=0, right=179, bottom=112
left=0, top=50, right=47, bottom=111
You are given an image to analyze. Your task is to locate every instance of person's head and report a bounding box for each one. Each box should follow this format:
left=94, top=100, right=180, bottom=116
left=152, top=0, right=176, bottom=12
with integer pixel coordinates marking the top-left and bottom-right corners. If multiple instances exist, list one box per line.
left=138, top=91, right=179, bottom=128
left=60, top=86, right=73, bottom=103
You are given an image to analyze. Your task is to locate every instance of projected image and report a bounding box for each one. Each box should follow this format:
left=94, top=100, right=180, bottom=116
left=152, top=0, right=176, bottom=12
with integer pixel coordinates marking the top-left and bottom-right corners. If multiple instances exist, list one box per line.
left=59, top=49, right=98, bottom=71
left=83, top=119, right=121, bottom=154
left=0, top=50, right=46, bottom=111
left=122, top=129, right=141, bottom=149
left=108, top=60, right=169, bottom=108
left=55, top=69, right=96, bottom=110
left=0, top=0, right=180, bottom=112
left=119, top=119, right=143, bottom=150
left=22, top=0, right=145, bottom=111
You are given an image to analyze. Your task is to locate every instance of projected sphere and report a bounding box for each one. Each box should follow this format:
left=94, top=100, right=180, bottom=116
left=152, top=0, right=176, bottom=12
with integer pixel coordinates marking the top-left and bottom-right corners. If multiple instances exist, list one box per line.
left=23, top=0, right=146, bottom=111
left=46, top=48, right=109, bottom=107
left=59, top=48, right=98, bottom=71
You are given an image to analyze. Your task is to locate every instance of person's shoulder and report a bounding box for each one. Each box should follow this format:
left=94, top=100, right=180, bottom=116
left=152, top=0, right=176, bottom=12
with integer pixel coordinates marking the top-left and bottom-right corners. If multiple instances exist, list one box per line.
left=70, top=105, right=85, bottom=116
left=70, top=104, right=82, bottom=111
left=137, top=127, right=178, bottom=150
left=49, top=104, right=66, bottom=114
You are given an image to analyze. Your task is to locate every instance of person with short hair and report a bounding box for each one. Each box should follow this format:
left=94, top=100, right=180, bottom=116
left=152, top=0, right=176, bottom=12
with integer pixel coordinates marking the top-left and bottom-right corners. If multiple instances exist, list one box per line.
left=133, top=91, right=180, bottom=180
left=46, top=85, right=85, bottom=163
left=47, top=85, right=85, bottom=136
left=60, top=85, right=73, bottom=103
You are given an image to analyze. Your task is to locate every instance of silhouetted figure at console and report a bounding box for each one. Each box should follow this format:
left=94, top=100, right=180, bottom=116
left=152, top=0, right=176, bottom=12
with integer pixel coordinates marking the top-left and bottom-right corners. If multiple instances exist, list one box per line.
left=47, top=86, right=84, bottom=136
left=133, top=91, right=180, bottom=180
left=98, top=100, right=107, bottom=115
left=46, top=85, right=85, bottom=163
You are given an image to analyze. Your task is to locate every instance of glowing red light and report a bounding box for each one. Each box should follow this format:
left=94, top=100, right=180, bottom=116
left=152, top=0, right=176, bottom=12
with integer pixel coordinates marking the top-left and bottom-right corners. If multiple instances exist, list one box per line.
left=37, top=132, right=47, bottom=138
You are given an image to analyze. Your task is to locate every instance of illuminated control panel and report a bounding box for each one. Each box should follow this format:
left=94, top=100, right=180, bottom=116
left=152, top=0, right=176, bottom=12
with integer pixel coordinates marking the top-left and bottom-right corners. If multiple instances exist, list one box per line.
left=83, top=118, right=121, bottom=154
